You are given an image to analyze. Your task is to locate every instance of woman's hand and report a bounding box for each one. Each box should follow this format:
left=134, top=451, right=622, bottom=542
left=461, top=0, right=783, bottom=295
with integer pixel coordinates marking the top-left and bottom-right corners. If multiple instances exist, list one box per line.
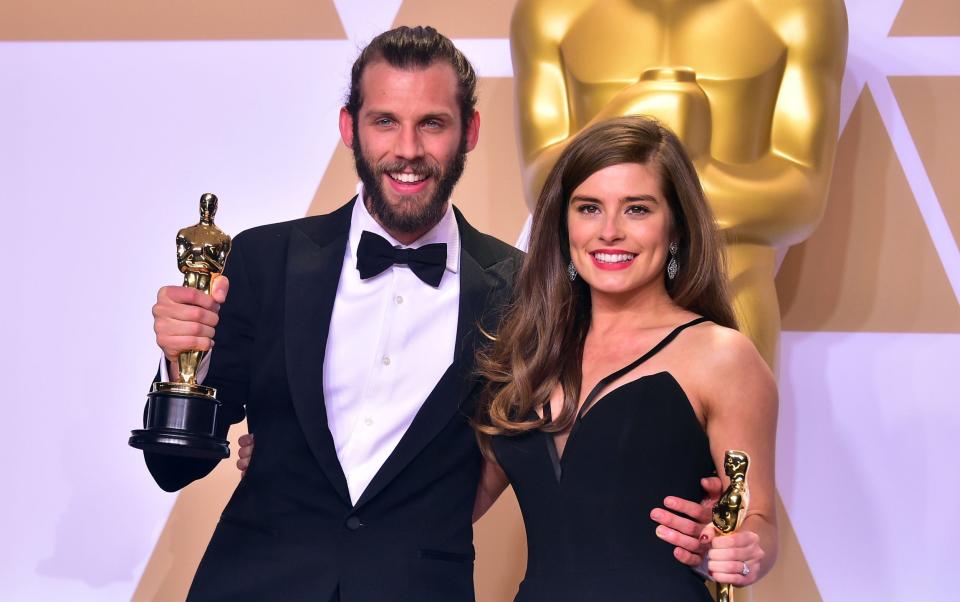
left=236, top=433, right=254, bottom=474
left=700, top=524, right=766, bottom=586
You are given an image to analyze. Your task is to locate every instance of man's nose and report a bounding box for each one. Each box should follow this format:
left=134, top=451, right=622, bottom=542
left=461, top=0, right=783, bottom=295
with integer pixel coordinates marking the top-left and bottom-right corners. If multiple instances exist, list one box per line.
left=394, top=125, right=424, bottom=160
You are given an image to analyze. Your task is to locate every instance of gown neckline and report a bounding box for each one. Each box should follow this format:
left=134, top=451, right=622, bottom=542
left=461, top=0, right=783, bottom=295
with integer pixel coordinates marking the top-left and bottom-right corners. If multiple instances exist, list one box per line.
left=540, top=316, right=708, bottom=483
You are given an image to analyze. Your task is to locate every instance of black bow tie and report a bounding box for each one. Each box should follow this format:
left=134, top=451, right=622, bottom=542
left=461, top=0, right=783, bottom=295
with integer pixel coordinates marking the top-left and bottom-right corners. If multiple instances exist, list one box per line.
left=356, top=230, right=448, bottom=287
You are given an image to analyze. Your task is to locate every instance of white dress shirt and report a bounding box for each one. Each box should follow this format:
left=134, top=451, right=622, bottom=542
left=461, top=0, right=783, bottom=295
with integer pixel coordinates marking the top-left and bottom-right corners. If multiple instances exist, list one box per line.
left=161, top=194, right=461, bottom=505
left=323, top=196, right=460, bottom=505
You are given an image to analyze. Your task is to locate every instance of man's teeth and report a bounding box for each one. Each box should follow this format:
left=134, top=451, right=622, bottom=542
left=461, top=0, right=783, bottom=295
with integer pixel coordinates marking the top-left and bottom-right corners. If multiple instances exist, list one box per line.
left=593, top=252, right=635, bottom=263
left=391, top=172, right=426, bottom=183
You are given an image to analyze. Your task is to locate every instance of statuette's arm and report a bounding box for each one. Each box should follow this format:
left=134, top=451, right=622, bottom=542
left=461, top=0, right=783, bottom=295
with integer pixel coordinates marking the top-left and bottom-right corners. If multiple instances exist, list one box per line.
left=702, top=1, right=848, bottom=244
left=202, top=240, right=231, bottom=274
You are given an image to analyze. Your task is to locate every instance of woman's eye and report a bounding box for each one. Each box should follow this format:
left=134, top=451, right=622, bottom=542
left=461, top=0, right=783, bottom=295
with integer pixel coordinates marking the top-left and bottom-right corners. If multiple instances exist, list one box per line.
left=626, top=205, right=650, bottom=215
left=577, top=204, right=600, bottom=214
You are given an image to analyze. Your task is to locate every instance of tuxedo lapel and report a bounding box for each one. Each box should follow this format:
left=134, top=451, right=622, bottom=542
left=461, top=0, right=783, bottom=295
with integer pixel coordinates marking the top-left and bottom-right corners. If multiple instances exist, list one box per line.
left=451, top=248, right=493, bottom=405
left=284, top=200, right=354, bottom=504
left=354, top=209, right=517, bottom=509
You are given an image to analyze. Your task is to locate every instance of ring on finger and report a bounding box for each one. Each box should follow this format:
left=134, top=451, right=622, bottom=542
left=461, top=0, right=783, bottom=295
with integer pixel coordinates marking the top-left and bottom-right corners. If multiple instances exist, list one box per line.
left=740, top=561, right=750, bottom=577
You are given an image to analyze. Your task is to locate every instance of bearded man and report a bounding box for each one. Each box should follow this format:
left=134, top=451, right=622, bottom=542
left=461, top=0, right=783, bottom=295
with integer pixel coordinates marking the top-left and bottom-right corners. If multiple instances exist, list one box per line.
left=144, top=26, right=715, bottom=602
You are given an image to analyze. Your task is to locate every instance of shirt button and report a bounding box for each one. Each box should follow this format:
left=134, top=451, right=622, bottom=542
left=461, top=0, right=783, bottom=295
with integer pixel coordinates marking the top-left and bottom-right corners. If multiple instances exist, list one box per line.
left=382, top=356, right=391, bottom=366
left=363, top=416, right=373, bottom=426
left=395, top=295, right=403, bottom=304
left=345, top=516, right=362, bottom=531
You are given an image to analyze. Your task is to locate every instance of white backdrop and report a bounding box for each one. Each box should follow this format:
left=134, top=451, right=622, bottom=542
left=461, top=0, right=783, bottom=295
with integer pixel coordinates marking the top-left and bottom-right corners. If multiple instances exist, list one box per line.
left=1, top=1, right=957, bottom=600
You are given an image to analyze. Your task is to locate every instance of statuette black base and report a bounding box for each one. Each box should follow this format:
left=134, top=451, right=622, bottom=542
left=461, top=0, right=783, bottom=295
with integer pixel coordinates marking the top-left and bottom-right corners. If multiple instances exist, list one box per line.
left=129, top=382, right=230, bottom=459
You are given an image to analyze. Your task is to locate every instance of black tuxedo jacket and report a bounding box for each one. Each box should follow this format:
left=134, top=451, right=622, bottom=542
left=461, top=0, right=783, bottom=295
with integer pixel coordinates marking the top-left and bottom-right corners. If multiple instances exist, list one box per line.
left=144, top=199, right=522, bottom=601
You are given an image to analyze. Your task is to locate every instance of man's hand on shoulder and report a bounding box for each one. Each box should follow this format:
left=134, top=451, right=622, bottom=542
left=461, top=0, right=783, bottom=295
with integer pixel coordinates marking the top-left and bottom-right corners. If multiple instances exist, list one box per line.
left=153, top=276, right=229, bottom=380
left=650, top=476, right=723, bottom=568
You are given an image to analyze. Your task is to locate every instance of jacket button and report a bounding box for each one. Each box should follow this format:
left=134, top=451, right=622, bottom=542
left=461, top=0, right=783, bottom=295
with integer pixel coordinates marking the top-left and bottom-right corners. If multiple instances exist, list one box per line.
left=345, top=516, right=362, bottom=531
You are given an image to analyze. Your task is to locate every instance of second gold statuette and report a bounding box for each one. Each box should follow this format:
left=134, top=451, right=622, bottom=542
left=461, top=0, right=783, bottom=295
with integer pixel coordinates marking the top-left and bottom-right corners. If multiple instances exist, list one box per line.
left=712, top=450, right=751, bottom=602
left=129, top=193, right=234, bottom=459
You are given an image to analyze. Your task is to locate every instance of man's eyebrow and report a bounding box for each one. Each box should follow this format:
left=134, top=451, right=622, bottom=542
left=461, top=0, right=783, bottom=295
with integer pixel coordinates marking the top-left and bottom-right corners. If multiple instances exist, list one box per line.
left=364, top=110, right=397, bottom=120
left=420, top=112, right=454, bottom=121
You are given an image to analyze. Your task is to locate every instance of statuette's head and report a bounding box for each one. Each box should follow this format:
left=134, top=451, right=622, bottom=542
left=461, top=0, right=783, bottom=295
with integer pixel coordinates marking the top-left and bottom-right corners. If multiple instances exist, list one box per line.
left=724, top=450, right=749, bottom=478
left=200, top=193, right=219, bottom=221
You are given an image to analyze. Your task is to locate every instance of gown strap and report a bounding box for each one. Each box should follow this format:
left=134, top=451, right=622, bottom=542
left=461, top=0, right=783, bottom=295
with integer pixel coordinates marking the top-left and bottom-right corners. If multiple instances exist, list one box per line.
left=577, top=316, right=709, bottom=419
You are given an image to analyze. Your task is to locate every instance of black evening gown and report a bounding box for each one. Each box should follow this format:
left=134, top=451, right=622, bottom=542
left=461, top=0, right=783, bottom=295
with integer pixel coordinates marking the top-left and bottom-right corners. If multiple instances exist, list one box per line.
left=492, top=317, right=716, bottom=601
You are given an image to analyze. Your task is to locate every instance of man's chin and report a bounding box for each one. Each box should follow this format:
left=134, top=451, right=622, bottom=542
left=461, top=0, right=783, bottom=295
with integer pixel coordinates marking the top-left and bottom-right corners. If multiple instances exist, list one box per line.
left=383, top=190, right=431, bottom=208
left=367, top=195, right=443, bottom=234
left=379, top=186, right=440, bottom=217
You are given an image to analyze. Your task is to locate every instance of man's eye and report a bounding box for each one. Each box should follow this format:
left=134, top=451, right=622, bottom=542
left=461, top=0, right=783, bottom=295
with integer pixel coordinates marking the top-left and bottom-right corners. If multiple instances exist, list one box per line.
left=422, top=119, right=443, bottom=129
left=375, top=118, right=394, bottom=127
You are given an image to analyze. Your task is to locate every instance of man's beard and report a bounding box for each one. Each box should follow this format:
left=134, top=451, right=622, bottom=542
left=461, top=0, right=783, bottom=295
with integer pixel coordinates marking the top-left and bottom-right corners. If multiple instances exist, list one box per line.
left=352, top=127, right=467, bottom=235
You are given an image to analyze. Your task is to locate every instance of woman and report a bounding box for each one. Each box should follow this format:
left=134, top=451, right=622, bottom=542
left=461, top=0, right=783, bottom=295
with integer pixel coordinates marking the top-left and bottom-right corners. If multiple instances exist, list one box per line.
left=472, top=116, right=778, bottom=600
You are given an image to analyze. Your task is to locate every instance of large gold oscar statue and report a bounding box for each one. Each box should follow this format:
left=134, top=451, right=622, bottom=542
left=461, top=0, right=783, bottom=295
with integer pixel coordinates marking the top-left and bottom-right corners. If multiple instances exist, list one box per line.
left=511, top=0, right=848, bottom=368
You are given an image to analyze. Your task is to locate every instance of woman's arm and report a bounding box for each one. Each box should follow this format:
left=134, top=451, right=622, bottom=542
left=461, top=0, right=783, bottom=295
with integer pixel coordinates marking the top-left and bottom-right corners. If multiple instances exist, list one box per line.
left=699, top=327, right=779, bottom=585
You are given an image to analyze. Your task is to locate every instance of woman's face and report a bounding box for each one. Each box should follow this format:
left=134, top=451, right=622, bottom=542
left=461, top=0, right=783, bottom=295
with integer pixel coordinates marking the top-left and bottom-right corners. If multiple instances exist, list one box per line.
left=567, top=162, right=674, bottom=299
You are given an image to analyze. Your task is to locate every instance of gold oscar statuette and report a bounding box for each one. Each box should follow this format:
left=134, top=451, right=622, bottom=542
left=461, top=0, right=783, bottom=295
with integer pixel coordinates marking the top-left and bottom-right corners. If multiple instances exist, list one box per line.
left=129, top=193, right=233, bottom=459
left=712, top=450, right=751, bottom=602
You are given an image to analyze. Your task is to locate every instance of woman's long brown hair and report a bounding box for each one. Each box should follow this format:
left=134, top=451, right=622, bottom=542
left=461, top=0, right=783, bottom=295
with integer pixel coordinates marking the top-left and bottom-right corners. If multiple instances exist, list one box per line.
left=475, top=116, right=737, bottom=441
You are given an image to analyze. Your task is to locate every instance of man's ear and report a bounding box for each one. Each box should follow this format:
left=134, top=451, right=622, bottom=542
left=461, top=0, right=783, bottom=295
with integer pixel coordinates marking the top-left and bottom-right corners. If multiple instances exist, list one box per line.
left=464, top=110, right=480, bottom=153
left=339, top=107, right=354, bottom=148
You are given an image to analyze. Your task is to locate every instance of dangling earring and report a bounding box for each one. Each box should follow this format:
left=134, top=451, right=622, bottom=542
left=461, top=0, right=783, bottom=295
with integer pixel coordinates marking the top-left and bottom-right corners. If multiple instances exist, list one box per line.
left=567, top=261, right=578, bottom=281
left=667, top=241, right=679, bottom=280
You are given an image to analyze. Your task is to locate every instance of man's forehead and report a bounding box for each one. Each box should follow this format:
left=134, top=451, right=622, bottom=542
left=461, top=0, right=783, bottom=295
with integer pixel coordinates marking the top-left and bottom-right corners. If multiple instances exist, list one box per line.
left=358, top=60, right=459, bottom=109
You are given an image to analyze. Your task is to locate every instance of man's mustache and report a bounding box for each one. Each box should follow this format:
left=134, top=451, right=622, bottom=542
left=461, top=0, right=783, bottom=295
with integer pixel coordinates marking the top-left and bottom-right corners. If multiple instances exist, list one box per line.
left=375, top=159, right=441, bottom=179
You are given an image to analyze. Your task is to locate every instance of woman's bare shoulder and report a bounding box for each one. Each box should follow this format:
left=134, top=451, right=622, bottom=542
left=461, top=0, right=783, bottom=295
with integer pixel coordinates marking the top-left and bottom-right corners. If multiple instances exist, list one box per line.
left=685, top=321, right=777, bottom=408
